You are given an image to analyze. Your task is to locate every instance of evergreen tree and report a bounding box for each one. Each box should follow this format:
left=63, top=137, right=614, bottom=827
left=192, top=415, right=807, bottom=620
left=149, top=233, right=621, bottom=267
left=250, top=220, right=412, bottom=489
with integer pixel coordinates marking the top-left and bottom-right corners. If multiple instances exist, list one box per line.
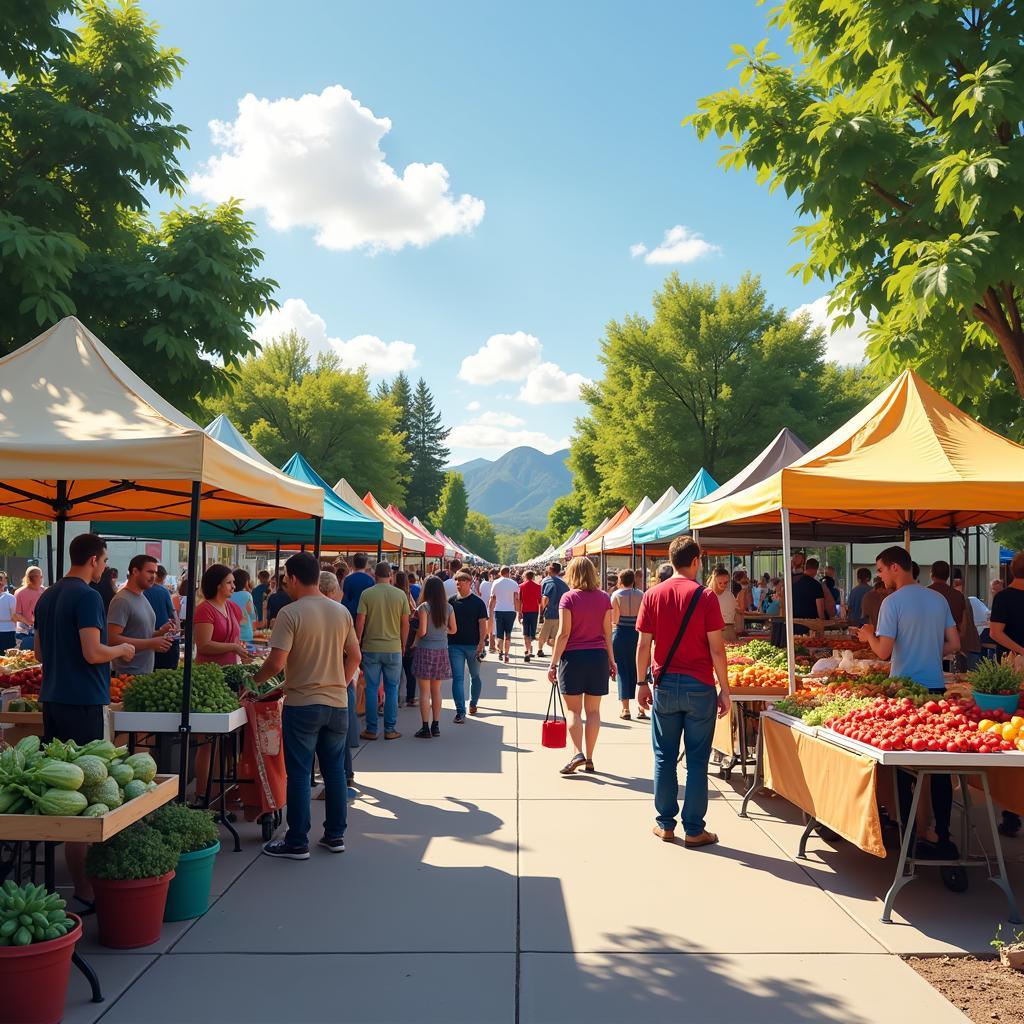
left=433, top=472, right=470, bottom=544
left=405, top=377, right=450, bottom=518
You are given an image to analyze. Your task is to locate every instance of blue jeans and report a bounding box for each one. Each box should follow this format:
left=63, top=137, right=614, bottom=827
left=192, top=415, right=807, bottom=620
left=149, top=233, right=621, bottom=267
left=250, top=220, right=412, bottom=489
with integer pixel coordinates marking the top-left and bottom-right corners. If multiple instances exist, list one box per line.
left=282, top=703, right=348, bottom=847
left=652, top=674, right=717, bottom=836
left=448, top=645, right=482, bottom=713
left=344, top=682, right=358, bottom=781
left=362, top=651, right=402, bottom=733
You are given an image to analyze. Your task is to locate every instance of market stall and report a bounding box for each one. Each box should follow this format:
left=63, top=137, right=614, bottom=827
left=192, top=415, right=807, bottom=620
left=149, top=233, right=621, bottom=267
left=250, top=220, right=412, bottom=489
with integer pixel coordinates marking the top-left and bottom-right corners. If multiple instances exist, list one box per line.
left=361, top=491, right=430, bottom=564
left=333, top=478, right=405, bottom=555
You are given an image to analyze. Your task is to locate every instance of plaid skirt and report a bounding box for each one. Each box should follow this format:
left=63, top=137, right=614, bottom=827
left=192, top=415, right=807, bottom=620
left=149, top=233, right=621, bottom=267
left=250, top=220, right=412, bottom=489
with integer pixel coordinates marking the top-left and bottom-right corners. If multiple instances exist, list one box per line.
left=412, top=645, right=452, bottom=680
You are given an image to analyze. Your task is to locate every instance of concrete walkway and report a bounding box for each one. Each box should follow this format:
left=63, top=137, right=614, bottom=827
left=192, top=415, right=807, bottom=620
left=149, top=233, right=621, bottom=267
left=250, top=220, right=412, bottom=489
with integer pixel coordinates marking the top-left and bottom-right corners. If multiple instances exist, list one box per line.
left=60, top=635, right=1012, bottom=1022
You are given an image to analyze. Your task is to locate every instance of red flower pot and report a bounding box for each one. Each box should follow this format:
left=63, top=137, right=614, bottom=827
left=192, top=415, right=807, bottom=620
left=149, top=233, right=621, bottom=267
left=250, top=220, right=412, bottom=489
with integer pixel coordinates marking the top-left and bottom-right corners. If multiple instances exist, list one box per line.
left=90, top=871, right=175, bottom=949
left=0, top=913, right=82, bottom=1024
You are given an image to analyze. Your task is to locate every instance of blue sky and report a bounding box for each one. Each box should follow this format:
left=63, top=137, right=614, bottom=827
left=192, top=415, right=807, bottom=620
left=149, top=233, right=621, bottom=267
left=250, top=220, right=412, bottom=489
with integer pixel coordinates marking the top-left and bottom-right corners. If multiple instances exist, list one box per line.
left=138, top=0, right=862, bottom=461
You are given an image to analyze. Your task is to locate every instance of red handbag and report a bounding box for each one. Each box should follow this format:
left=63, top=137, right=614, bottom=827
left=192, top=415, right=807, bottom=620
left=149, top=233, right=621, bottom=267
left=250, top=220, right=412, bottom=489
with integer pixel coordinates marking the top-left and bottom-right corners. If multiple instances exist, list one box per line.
left=542, top=685, right=567, bottom=748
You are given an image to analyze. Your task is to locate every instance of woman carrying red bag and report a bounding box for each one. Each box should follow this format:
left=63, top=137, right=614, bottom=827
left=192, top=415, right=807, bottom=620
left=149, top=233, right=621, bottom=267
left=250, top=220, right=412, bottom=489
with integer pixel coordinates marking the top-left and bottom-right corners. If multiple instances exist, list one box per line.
left=546, top=556, right=615, bottom=774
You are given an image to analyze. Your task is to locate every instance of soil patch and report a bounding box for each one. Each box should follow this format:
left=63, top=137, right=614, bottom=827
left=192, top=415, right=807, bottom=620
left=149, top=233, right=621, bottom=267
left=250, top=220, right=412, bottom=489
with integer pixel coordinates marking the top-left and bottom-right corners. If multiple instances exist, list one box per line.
left=905, top=954, right=1024, bottom=1023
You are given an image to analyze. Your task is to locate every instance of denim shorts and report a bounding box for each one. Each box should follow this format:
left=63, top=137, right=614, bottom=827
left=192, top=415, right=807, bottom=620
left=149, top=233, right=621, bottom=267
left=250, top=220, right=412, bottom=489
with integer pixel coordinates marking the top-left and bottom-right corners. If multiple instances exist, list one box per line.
left=494, top=611, right=516, bottom=638
left=557, top=648, right=610, bottom=696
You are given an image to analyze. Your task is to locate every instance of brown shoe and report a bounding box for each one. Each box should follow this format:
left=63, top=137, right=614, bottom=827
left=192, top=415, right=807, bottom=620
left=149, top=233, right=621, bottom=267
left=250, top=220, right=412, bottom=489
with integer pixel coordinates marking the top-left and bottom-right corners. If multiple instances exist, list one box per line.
left=384, top=731, right=402, bottom=740
left=469, top=705, right=478, bottom=715
left=652, top=826, right=675, bottom=842
left=684, top=830, right=719, bottom=848
left=359, top=730, right=378, bottom=741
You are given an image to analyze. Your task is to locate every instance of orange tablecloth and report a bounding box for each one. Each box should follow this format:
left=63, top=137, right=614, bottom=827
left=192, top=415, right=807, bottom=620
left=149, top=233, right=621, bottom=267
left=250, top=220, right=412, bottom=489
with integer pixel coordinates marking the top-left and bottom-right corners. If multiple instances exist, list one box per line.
left=974, top=767, right=1024, bottom=817
left=762, top=716, right=886, bottom=857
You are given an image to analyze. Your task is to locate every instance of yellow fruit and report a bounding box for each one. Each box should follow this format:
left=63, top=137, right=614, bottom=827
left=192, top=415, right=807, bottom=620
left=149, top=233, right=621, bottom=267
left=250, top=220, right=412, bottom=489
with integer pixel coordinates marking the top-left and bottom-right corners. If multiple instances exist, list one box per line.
left=1016, top=737, right=1024, bottom=752
left=979, top=719, right=995, bottom=733
left=1013, top=716, right=1024, bottom=727
left=1003, top=722, right=1020, bottom=741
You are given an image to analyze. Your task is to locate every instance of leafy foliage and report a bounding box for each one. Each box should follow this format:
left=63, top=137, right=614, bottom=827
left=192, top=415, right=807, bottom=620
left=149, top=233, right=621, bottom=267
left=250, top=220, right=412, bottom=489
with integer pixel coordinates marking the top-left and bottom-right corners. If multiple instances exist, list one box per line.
left=0, top=1, right=276, bottom=410
left=85, top=822, right=179, bottom=880
left=462, top=511, right=499, bottom=563
left=211, top=334, right=408, bottom=503
left=689, top=1, right=1024, bottom=425
left=568, top=274, right=875, bottom=520
left=0, top=517, right=48, bottom=555
left=405, top=378, right=450, bottom=519
left=433, top=472, right=469, bottom=546
left=547, top=492, right=584, bottom=543
left=147, top=802, right=218, bottom=854
left=518, top=529, right=551, bottom=562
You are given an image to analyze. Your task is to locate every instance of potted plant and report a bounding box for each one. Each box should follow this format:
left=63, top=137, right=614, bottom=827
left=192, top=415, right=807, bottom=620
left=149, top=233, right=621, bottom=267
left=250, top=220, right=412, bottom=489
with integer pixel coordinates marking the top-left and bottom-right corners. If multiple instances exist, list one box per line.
left=966, top=656, right=1024, bottom=714
left=0, top=882, right=82, bottom=1024
left=148, top=803, right=220, bottom=921
left=85, top=822, right=178, bottom=948
left=992, top=924, right=1024, bottom=970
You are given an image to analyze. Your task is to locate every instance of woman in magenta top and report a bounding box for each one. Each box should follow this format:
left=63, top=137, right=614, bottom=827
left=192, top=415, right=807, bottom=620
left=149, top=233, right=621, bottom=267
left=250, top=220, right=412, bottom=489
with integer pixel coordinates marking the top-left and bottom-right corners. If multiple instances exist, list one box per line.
left=547, top=556, right=615, bottom=775
left=193, top=564, right=250, bottom=667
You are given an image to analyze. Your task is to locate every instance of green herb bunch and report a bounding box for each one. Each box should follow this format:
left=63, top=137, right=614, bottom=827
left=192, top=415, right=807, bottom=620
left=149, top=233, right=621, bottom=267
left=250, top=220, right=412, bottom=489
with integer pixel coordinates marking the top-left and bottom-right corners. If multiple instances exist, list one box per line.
left=967, top=655, right=1024, bottom=696
left=85, top=822, right=180, bottom=880
left=147, top=802, right=218, bottom=854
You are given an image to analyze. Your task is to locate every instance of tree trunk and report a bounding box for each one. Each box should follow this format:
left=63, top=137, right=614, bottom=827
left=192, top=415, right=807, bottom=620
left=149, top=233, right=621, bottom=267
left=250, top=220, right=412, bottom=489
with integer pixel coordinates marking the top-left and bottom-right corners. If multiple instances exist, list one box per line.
left=973, top=285, right=1024, bottom=399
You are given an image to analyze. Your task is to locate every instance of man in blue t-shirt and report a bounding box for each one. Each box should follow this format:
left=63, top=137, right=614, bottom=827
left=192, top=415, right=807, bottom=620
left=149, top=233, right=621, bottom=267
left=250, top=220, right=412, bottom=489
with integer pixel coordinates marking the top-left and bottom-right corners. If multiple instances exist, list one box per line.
left=858, top=545, right=961, bottom=858
left=33, top=532, right=135, bottom=906
left=537, top=562, right=570, bottom=655
left=144, top=564, right=180, bottom=669
left=342, top=551, right=376, bottom=619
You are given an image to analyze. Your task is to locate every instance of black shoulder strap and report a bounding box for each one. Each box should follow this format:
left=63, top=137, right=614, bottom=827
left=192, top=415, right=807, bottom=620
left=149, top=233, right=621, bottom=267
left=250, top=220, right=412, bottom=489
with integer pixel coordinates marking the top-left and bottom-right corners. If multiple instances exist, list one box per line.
left=655, top=586, right=706, bottom=687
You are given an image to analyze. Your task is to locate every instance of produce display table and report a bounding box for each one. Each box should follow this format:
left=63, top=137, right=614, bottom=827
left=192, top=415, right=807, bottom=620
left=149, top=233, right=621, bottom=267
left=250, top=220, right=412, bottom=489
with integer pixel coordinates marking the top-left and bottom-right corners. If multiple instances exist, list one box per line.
left=711, top=692, right=787, bottom=781
left=119, top=709, right=247, bottom=851
left=740, top=712, right=1023, bottom=924
left=0, top=775, right=178, bottom=1004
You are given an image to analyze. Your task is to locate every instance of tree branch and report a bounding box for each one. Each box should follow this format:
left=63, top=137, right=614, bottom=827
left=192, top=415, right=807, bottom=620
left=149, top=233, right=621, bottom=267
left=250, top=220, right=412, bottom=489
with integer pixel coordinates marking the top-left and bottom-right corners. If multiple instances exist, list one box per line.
left=912, top=93, right=937, bottom=120
left=1001, top=281, right=1022, bottom=337
left=865, top=180, right=914, bottom=212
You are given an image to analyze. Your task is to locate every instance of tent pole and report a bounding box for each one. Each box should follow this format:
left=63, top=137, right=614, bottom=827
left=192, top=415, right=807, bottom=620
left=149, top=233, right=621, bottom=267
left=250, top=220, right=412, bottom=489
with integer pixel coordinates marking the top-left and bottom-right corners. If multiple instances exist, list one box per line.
left=274, top=540, right=280, bottom=581
left=641, top=544, right=646, bottom=589
left=313, top=516, right=323, bottom=560
left=54, top=480, right=69, bottom=577
left=781, top=508, right=797, bottom=695
left=46, top=531, right=54, bottom=586
left=178, top=480, right=202, bottom=802
left=201, top=541, right=207, bottom=571
left=377, top=541, right=383, bottom=563
left=976, top=526, right=981, bottom=596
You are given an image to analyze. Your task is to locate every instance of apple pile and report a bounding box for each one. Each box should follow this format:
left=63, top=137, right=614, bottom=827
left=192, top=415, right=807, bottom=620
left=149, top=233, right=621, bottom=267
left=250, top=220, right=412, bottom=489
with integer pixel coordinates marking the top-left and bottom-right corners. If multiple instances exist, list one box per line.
left=827, top=696, right=1018, bottom=753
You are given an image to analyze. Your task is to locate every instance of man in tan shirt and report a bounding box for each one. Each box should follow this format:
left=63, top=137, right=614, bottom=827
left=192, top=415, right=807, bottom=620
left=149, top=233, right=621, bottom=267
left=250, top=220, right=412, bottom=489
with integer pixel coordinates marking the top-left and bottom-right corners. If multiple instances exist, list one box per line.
left=252, top=552, right=360, bottom=859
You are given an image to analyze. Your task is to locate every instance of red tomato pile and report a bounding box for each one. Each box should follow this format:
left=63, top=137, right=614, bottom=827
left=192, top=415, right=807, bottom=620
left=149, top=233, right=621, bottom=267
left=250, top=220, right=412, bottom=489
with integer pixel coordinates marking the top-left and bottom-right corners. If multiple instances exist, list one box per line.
left=2, top=666, right=42, bottom=696
left=828, top=696, right=1017, bottom=753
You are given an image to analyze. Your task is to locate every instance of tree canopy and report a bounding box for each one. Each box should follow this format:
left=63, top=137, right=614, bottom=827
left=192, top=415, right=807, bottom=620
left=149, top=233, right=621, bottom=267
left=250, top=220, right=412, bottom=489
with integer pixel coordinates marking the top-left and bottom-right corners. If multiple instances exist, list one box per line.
left=0, top=1, right=275, bottom=411
left=689, top=1, right=1024, bottom=430
left=517, top=529, right=551, bottom=562
left=433, top=472, right=470, bottom=546
left=547, top=493, right=584, bottom=542
left=463, top=511, right=499, bottom=564
left=212, top=333, right=408, bottom=504
left=566, top=273, right=873, bottom=524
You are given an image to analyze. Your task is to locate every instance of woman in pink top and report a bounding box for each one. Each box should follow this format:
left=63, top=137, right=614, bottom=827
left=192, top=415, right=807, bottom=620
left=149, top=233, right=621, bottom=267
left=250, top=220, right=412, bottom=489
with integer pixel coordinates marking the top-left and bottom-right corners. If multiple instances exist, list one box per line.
left=13, top=567, right=45, bottom=645
left=547, top=556, right=615, bottom=775
left=193, top=565, right=250, bottom=667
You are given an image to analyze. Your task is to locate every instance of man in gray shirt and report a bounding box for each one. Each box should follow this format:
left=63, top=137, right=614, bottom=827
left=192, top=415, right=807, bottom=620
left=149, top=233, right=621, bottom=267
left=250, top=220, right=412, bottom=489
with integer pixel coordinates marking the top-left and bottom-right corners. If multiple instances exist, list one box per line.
left=107, top=554, right=174, bottom=675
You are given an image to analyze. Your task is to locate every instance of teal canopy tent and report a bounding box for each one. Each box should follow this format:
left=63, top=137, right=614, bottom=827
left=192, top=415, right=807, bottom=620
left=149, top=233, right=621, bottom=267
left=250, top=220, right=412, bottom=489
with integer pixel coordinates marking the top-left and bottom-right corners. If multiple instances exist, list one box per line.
left=632, top=468, right=720, bottom=544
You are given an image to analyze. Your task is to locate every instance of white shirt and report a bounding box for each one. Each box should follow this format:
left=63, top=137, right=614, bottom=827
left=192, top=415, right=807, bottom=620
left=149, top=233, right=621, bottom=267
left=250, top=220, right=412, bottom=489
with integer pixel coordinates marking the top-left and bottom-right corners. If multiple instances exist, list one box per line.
left=969, top=595, right=990, bottom=631
left=0, top=591, right=15, bottom=632
left=443, top=577, right=458, bottom=600
left=480, top=580, right=491, bottom=606
left=717, top=588, right=738, bottom=624
left=490, top=576, right=520, bottom=612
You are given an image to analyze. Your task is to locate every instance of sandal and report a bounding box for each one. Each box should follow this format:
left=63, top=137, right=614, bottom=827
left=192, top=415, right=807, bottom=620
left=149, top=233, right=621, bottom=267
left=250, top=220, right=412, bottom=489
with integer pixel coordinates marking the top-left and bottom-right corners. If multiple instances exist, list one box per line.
left=559, top=753, right=586, bottom=775
left=637, top=710, right=648, bottom=721
left=583, top=759, right=595, bottom=772
left=620, top=710, right=631, bottom=720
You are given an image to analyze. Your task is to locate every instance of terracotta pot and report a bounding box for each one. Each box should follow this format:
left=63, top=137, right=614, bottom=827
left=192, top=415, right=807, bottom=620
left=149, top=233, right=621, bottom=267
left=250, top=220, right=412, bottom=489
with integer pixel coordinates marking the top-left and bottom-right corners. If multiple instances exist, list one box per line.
left=1000, top=945, right=1024, bottom=970
left=0, top=913, right=82, bottom=1024
left=90, top=870, right=174, bottom=949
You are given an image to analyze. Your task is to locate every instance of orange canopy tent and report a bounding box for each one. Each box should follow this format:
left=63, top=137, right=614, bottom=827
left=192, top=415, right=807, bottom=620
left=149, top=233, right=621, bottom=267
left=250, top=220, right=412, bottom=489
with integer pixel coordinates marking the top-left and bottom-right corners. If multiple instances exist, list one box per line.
left=569, top=507, right=630, bottom=557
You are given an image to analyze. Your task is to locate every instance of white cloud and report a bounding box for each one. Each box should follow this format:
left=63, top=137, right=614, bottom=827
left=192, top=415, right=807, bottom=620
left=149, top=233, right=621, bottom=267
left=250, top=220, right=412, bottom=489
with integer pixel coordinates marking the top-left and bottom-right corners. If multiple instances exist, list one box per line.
left=458, top=332, right=541, bottom=384
left=517, top=362, right=591, bottom=404
left=630, top=225, right=720, bottom=265
left=191, top=85, right=485, bottom=253
left=472, top=410, right=525, bottom=428
left=449, top=415, right=569, bottom=456
left=253, top=297, right=417, bottom=375
left=466, top=400, right=481, bottom=412
left=791, top=295, right=870, bottom=366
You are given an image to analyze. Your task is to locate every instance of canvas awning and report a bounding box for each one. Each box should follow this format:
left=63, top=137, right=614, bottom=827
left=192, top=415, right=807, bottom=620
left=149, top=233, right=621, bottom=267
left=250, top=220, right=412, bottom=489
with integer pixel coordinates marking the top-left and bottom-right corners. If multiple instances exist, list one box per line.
left=0, top=318, right=323, bottom=523
left=599, top=487, right=681, bottom=553
left=389, top=505, right=444, bottom=557
left=584, top=497, right=652, bottom=555
left=690, top=371, right=1024, bottom=537
left=413, top=517, right=454, bottom=559
left=361, top=491, right=425, bottom=553
left=632, top=469, right=719, bottom=545
left=334, top=480, right=404, bottom=550
left=570, top=508, right=630, bottom=557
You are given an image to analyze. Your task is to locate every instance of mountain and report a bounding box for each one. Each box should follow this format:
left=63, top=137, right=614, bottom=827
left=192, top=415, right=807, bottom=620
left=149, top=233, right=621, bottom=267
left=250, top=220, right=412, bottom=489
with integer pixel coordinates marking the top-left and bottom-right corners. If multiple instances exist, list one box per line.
left=448, top=447, right=572, bottom=531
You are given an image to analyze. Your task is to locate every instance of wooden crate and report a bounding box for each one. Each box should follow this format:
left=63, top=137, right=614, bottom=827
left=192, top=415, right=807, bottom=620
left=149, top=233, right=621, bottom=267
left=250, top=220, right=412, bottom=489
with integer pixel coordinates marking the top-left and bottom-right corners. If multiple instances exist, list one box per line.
left=0, top=774, right=178, bottom=843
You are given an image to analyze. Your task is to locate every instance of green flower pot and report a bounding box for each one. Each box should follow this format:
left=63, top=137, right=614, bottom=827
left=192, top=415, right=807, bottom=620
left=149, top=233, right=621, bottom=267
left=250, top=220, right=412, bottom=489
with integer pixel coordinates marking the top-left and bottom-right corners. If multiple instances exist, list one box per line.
left=163, top=841, right=220, bottom=921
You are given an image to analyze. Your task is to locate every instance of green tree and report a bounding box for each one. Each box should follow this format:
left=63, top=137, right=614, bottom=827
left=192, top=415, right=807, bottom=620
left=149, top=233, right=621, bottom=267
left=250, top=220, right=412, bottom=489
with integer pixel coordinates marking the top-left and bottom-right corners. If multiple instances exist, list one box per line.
left=547, top=492, right=584, bottom=541
left=433, top=472, right=470, bottom=544
left=496, top=532, right=520, bottom=566
left=462, top=511, right=499, bottom=563
left=518, top=529, right=551, bottom=562
left=0, top=518, right=48, bottom=556
left=569, top=274, right=872, bottom=514
left=214, top=333, right=408, bottom=503
left=405, top=378, right=450, bottom=519
left=689, top=2, right=1024, bottom=429
left=0, top=1, right=276, bottom=410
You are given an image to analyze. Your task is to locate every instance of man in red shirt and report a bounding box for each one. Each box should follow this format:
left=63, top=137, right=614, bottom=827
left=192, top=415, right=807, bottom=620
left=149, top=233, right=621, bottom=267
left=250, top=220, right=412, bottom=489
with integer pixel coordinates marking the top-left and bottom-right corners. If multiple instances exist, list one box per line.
left=636, top=535, right=730, bottom=847
left=519, top=569, right=542, bottom=662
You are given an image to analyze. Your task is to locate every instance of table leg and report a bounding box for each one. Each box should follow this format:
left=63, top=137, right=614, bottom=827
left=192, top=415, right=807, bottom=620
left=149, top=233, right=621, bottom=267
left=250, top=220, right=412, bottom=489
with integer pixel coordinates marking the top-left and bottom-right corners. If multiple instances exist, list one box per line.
left=217, top=735, right=241, bottom=852
left=797, top=816, right=817, bottom=859
left=72, top=950, right=104, bottom=1003
left=979, top=772, right=1023, bottom=923
left=739, top=719, right=764, bottom=819
left=881, top=767, right=924, bottom=923
left=738, top=705, right=751, bottom=783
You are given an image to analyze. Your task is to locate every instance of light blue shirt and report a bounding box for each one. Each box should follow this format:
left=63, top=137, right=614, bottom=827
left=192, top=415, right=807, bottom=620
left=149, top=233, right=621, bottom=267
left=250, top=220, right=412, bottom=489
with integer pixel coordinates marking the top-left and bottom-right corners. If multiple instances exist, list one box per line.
left=229, top=591, right=255, bottom=643
left=875, top=584, right=954, bottom=690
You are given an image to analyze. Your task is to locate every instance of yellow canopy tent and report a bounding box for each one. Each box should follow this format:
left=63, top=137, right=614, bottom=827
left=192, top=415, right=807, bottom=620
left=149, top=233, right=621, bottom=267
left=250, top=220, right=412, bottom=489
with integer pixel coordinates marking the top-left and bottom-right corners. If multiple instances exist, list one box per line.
left=690, top=369, right=1024, bottom=690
